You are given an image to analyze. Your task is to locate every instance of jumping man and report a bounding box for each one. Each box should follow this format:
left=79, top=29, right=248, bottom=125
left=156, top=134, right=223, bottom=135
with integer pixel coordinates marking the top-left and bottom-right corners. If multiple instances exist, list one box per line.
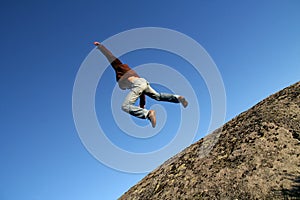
left=94, top=42, right=188, bottom=128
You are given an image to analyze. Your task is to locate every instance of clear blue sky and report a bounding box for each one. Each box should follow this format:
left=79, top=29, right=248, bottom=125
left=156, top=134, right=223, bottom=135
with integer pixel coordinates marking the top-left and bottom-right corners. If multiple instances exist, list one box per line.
left=1, top=1, right=299, bottom=200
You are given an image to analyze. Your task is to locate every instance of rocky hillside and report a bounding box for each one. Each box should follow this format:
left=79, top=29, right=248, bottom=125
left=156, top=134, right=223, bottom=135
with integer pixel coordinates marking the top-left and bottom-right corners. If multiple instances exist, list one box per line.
left=119, top=81, right=300, bottom=200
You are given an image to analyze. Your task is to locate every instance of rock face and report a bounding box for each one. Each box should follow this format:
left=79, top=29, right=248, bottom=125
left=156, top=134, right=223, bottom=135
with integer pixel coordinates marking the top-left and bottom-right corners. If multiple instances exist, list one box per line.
left=119, top=82, right=300, bottom=200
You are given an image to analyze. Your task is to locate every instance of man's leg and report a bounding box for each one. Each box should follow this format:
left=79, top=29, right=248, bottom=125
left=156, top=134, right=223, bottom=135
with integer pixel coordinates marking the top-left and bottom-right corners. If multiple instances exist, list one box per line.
left=121, top=78, right=157, bottom=127
left=143, top=81, right=188, bottom=107
left=121, top=89, right=149, bottom=119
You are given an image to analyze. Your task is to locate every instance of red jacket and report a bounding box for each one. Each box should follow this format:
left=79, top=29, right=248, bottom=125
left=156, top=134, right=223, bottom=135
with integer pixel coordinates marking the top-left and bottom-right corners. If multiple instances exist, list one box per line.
left=97, top=44, right=146, bottom=108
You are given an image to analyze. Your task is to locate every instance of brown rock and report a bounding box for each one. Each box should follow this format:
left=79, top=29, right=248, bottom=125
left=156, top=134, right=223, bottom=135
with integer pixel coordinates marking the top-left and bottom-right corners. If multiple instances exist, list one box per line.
left=119, top=81, right=300, bottom=200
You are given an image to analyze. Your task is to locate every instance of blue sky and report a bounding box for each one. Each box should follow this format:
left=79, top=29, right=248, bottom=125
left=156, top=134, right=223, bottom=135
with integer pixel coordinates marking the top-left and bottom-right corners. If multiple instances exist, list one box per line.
left=1, top=0, right=300, bottom=199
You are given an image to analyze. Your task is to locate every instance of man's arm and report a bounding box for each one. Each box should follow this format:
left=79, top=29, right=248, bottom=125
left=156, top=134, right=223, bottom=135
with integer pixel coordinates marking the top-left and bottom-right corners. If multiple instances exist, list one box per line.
left=94, top=41, right=122, bottom=67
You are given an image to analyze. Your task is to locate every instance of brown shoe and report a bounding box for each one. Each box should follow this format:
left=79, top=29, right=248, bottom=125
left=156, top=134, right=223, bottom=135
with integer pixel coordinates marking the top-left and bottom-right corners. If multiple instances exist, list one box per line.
left=178, top=96, right=188, bottom=108
left=147, top=110, right=156, bottom=128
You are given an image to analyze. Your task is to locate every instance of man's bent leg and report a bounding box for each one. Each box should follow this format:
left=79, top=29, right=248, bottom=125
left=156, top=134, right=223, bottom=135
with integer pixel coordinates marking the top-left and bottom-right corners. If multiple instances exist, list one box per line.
left=122, top=89, right=149, bottom=119
left=144, top=82, right=188, bottom=107
left=121, top=79, right=157, bottom=127
left=144, top=83, right=180, bottom=103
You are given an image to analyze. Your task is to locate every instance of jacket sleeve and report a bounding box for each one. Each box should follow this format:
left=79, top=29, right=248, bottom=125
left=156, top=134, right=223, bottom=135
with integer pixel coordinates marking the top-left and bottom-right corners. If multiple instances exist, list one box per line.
left=139, top=93, right=146, bottom=108
left=97, top=44, right=122, bottom=67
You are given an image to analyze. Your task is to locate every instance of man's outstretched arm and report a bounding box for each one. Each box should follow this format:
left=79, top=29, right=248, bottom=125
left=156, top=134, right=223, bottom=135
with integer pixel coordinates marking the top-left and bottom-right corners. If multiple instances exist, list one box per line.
left=94, top=41, right=122, bottom=66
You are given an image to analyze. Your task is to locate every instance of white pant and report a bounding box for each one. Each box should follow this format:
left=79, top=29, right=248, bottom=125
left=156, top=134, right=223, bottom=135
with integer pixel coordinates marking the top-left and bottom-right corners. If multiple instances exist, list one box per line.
left=121, top=78, right=180, bottom=119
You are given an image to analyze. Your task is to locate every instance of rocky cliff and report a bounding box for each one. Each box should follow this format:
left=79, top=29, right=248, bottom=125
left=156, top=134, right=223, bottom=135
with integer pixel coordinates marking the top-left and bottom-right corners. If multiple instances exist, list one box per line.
left=119, top=81, right=300, bottom=200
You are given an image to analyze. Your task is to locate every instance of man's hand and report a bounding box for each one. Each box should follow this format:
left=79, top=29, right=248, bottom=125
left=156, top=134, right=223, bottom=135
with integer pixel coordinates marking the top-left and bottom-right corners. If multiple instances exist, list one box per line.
left=94, top=41, right=101, bottom=46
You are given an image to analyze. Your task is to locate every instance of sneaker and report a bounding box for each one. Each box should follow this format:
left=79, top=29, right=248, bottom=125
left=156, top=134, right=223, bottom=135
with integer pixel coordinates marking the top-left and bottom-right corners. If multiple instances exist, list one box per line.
left=147, top=110, right=156, bottom=128
left=178, top=96, right=188, bottom=108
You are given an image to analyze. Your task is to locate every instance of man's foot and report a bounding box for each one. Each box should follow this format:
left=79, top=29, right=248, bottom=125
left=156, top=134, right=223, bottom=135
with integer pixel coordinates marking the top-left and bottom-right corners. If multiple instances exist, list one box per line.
left=147, top=110, right=156, bottom=128
left=178, top=96, right=188, bottom=108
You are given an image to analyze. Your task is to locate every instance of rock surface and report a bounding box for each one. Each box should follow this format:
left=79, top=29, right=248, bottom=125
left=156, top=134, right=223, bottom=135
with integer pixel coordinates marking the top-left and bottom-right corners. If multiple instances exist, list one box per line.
left=119, top=81, right=300, bottom=200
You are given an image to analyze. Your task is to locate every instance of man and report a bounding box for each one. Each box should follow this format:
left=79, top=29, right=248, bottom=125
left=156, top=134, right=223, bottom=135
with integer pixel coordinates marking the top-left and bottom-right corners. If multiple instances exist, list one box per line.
left=94, top=41, right=188, bottom=128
